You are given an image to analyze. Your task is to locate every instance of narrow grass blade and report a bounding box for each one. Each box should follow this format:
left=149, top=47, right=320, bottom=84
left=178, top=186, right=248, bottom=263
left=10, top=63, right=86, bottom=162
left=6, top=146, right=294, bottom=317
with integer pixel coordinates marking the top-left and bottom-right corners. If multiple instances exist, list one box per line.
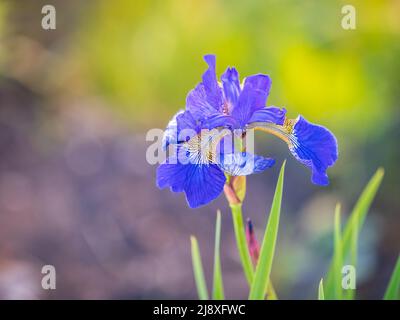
left=249, top=161, right=285, bottom=300
left=384, top=255, right=400, bottom=300
left=333, top=204, right=343, bottom=300
left=231, top=203, right=254, bottom=284
left=325, top=168, right=384, bottom=298
left=190, top=236, right=209, bottom=300
left=212, top=210, right=224, bottom=300
left=318, top=279, right=325, bottom=300
left=345, top=211, right=358, bottom=300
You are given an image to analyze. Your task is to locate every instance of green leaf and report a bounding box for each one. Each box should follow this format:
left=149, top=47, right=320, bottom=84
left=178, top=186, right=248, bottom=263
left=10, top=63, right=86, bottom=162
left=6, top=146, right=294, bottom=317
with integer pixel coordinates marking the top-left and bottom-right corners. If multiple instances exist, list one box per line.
left=333, top=204, right=343, bottom=300
left=384, top=255, right=400, bottom=300
left=325, top=168, right=384, bottom=299
left=212, top=210, right=225, bottom=300
left=230, top=203, right=254, bottom=285
left=345, top=205, right=358, bottom=300
left=318, top=279, right=325, bottom=300
left=248, top=161, right=285, bottom=300
left=190, top=236, right=209, bottom=300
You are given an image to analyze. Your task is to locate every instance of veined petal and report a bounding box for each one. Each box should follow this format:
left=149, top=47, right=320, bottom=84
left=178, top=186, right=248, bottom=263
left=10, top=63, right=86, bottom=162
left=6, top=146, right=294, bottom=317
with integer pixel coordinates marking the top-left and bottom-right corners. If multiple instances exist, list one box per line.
left=202, top=55, right=221, bottom=103
left=202, top=114, right=238, bottom=129
left=156, top=161, right=188, bottom=192
left=176, top=111, right=200, bottom=142
left=184, top=164, right=226, bottom=208
left=219, top=152, right=275, bottom=176
left=288, top=116, right=338, bottom=185
left=248, top=107, right=286, bottom=126
left=221, top=67, right=240, bottom=112
left=242, top=74, right=271, bottom=108
left=186, top=55, right=223, bottom=119
left=162, top=110, right=184, bottom=150
left=157, top=159, right=226, bottom=208
left=231, top=74, right=272, bottom=127
left=251, top=116, right=338, bottom=185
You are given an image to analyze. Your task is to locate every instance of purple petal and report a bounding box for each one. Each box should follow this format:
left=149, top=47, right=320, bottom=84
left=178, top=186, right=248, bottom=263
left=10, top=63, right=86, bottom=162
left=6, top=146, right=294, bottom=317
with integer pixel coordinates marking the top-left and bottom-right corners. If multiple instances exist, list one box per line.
left=184, top=164, right=226, bottom=208
left=162, top=110, right=184, bottom=150
left=202, top=114, right=238, bottom=129
left=248, top=107, right=287, bottom=126
left=176, top=111, right=200, bottom=142
left=157, top=162, right=226, bottom=208
left=221, top=67, right=241, bottom=112
left=231, top=74, right=272, bottom=127
left=219, top=152, right=275, bottom=176
left=186, top=55, right=223, bottom=120
left=242, top=74, right=272, bottom=108
left=289, top=116, right=338, bottom=185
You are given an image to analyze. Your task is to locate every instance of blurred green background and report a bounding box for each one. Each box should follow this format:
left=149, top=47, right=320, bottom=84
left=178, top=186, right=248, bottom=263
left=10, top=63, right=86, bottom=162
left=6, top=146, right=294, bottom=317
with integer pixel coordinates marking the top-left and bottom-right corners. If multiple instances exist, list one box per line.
left=0, top=0, right=398, bottom=299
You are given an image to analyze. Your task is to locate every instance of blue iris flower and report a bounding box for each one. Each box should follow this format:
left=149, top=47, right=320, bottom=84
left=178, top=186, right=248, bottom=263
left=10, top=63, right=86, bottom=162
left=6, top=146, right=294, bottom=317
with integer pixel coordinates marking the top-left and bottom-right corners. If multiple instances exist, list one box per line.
left=157, top=54, right=338, bottom=208
left=157, top=55, right=280, bottom=208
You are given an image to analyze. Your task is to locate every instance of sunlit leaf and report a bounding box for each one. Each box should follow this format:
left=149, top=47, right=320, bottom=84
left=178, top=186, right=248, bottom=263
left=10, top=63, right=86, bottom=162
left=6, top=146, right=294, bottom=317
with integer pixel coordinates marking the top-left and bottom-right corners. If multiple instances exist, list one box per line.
left=325, top=168, right=384, bottom=299
left=333, top=204, right=343, bottom=300
left=318, top=278, right=325, bottom=300
left=212, top=210, right=225, bottom=300
left=191, top=236, right=209, bottom=300
left=248, top=161, right=285, bottom=300
left=384, top=255, right=400, bottom=300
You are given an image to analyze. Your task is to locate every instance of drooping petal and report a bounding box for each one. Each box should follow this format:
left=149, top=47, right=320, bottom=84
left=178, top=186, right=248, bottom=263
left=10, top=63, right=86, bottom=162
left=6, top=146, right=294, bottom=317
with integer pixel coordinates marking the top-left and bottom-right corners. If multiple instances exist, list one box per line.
left=156, top=161, right=188, bottom=193
left=231, top=74, right=272, bottom=127
left=157, top=162, right=226, bottom=207
left=162, top=110, right=184, bottom=150
left=221, top=67, right=241, bottom=112
left=289, top=116, right=338, bottom=185
left=184, top=164, right=226, bottom=208
left=248, top=107, right=286, bottom=126
left=157, top=142, right=226, bottom=208
left=186, top=55, right=223, bottom=119
left=219, top=152, right=275, bottom=176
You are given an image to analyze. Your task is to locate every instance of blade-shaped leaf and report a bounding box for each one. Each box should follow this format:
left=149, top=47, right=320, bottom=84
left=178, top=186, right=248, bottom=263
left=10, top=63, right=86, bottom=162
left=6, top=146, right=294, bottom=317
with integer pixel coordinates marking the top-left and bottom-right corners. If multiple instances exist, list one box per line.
left=325, top=168, right=384, bottom=298
left=333, top=204, right=343, bottom=300
left=212, top=210, right=225, bottom=300
left=318, top=278, right=325, bottom=300
left=384, top=255, right=400, bottom=300
left=190, top=236, right=209, bottom=300
left=248, top=161, right=285, bottom=300
left=345, top=208, right=358, bottom=300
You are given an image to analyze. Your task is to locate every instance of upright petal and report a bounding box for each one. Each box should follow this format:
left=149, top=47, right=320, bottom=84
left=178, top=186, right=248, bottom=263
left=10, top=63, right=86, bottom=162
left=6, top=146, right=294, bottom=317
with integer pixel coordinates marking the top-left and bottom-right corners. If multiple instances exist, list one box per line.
left=231, top=74, right=272, bottom=127
left=289, top=116, right=338, bottom=185
left=219, top=152, right=275, bottom=176
left=248, top=107, right=287, bottom=126
left=202, top=55, right=221, bottom=104
left=221, top=67, right=241, bottom=112
left=242, top=74, right=271, bottom=108
left=202, top=114, right=238, bottom=129
left=186, top=55, right=223, bottom=119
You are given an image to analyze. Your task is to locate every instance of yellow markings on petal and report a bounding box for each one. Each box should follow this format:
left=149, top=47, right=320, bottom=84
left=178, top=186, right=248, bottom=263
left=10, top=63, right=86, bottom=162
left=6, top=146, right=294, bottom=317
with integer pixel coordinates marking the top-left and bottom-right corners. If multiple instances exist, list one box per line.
left=250, top=117, right=298, bottom=146
left=253, top=126, right=290, bottom=144
left=185, top=129, right=232, bottom=165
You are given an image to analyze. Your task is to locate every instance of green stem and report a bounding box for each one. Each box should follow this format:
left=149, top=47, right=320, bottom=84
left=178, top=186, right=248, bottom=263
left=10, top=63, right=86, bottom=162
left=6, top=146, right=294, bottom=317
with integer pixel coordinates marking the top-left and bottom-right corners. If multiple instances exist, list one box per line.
left=230, top=203, right=278, bottom=300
